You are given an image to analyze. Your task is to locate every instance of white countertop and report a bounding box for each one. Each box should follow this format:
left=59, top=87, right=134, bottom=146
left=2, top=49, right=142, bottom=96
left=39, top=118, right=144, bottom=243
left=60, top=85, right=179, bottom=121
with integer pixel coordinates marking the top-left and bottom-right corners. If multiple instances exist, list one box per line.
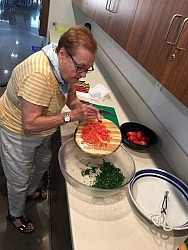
left=50, top=26, right=188, bottom=250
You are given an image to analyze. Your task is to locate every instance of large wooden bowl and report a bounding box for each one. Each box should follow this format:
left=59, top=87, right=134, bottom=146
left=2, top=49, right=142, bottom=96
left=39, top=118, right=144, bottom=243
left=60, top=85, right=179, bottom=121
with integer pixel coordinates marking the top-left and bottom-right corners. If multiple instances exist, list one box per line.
left=75, top=118, right=122, bottom=156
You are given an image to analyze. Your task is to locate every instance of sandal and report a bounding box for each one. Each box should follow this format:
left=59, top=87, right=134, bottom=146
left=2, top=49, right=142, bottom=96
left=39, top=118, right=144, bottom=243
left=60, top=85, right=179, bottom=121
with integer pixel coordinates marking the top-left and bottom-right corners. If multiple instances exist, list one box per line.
left=6, top=211, right=35, bottom=234
left=26, top=189, right=47, bottom=201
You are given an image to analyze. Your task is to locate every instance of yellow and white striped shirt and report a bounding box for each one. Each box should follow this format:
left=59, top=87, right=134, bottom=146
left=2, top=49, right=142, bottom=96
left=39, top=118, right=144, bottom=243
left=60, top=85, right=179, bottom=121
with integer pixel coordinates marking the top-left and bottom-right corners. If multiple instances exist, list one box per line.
left=0, top=50, right=66, bottom=136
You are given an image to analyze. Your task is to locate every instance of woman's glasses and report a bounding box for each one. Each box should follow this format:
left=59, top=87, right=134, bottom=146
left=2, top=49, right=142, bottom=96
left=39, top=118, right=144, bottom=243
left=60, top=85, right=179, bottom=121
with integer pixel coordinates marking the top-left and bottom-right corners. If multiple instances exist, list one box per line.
left=68, top=52, right=94, bottom=74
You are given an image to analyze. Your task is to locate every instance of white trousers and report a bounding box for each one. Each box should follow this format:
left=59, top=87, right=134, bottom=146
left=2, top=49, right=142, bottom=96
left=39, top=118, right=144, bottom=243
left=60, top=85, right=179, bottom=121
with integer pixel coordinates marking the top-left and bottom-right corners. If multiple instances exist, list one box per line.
left=0, top=127, right=52, bottom=217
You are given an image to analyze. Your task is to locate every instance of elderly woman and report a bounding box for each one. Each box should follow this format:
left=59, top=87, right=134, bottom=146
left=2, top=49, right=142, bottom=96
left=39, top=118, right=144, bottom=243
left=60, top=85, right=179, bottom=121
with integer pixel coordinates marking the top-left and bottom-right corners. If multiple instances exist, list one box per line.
left=0, top=25, right=101, bottom=233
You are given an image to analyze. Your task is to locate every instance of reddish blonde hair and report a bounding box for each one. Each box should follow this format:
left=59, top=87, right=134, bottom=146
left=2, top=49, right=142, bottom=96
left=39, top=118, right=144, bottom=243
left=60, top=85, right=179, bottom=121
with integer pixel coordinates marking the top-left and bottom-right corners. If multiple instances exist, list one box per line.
left=56, top=25, right=97, bottom=56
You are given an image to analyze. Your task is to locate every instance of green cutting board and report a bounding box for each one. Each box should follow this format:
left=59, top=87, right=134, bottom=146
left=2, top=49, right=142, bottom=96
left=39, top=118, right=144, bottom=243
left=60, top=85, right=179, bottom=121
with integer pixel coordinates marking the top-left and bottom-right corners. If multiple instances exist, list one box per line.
left=93, top=104, right=119, bottom=127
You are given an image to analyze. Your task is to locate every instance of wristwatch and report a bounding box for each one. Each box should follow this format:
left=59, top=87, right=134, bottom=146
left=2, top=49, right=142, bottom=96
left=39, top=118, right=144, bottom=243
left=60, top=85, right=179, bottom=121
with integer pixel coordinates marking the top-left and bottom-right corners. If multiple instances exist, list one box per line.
left=64, top=112, right=71, bottom=122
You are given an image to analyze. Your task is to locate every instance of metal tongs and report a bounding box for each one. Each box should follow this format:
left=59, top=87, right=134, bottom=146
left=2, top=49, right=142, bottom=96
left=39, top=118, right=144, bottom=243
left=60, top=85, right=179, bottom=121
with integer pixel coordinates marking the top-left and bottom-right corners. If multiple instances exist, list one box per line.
left=151, top=191, right=173, bottom=231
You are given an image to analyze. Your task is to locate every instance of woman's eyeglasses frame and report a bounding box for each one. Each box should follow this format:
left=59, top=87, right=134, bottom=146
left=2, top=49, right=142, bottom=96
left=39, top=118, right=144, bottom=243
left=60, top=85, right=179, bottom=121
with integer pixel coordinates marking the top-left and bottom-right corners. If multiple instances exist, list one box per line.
left=67, top=51, right=94, bottom=74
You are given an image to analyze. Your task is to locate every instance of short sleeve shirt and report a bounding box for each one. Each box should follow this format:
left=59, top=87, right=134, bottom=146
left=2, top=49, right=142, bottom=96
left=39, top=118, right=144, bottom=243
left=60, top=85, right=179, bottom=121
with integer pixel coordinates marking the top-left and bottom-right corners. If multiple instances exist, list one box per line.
left=0, top=50, right=66, bottom=136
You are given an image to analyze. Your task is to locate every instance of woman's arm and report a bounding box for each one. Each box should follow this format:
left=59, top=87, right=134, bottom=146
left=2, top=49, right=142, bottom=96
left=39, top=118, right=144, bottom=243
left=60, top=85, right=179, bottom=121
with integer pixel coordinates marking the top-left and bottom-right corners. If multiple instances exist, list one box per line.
left=66, top=84, right=81, bottom=109
left=22, top=99, right=66, bottom=133
left=22, top=96, right=102, bottom=133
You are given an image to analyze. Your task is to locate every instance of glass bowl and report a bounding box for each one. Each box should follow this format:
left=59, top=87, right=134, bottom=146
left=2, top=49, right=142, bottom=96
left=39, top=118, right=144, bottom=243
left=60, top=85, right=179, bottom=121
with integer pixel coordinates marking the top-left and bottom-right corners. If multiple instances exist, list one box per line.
left=58, top=138, right=135, bottom=197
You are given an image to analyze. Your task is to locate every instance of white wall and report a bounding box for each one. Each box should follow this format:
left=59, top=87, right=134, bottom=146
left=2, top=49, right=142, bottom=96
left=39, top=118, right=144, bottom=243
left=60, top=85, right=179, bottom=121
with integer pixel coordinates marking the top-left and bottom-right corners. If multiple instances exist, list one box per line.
left=48, top=0, right=75, bottom=25
left=45, top=0, right=75, bottom=44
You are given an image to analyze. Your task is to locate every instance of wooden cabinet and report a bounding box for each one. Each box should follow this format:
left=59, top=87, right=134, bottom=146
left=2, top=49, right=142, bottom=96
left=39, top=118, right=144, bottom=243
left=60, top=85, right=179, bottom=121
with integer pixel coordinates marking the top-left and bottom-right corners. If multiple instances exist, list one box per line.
left=73, top=0, right=138, bottom=47
left=92, top=0, right=110, bottom=31
left=72, top=0, right=188, bottom=107
left=49, top=129, right=73, bottom=250
left=39, top=0, right=50, bottom=37
left=93, top=0, right=138, bottom=48
left=107, top=0, right=138, bottom=47
left=125, top=0, right=188, bottom=106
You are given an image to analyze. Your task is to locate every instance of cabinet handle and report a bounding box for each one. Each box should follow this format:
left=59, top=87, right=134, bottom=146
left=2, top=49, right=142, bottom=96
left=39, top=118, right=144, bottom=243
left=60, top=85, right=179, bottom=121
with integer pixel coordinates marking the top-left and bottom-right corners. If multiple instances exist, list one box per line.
left=164, top=14, right=185, bottom=45
left=169, top=53, right=176, bottom=61
left=105, top=0, right=118, bottom=13
left=174, top=17, right=188, bottom=51
left=105, top=0, right=111, bottom=11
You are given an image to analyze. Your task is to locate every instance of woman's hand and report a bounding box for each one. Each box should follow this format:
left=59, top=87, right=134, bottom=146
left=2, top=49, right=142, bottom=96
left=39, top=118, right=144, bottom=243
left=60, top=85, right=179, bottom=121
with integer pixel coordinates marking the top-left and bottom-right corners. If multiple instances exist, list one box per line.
left=66, top=84, right=102, bottom=121
left=69, top=104, right=102, bottom=122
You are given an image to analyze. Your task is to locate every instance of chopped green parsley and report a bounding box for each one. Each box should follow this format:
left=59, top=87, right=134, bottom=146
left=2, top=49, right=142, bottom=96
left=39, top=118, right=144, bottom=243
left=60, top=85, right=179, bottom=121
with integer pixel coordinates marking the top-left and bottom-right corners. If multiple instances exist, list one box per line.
left=81, top=159, right=125, bottom=189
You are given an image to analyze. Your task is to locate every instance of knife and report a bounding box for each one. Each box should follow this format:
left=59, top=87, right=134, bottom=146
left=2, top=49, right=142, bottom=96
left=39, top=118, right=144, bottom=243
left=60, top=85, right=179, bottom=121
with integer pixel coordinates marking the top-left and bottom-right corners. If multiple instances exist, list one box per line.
left=99, top=109, right=116, bottom=116
left=80, top=100, right=116, bottom=116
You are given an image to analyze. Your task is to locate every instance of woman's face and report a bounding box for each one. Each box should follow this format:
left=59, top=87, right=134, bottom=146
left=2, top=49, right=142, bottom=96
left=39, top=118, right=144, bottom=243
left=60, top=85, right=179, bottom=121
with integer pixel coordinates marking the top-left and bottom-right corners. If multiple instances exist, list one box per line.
left=57, top=47, right=95, bottom=84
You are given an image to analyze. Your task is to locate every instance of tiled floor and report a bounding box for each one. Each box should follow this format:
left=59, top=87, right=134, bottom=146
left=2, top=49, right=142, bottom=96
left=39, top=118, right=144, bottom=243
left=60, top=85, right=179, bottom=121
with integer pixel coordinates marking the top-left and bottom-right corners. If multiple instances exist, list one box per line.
left=0, top=1, right=51, bottom=249
left=0, top=0, right=43, bottom=86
